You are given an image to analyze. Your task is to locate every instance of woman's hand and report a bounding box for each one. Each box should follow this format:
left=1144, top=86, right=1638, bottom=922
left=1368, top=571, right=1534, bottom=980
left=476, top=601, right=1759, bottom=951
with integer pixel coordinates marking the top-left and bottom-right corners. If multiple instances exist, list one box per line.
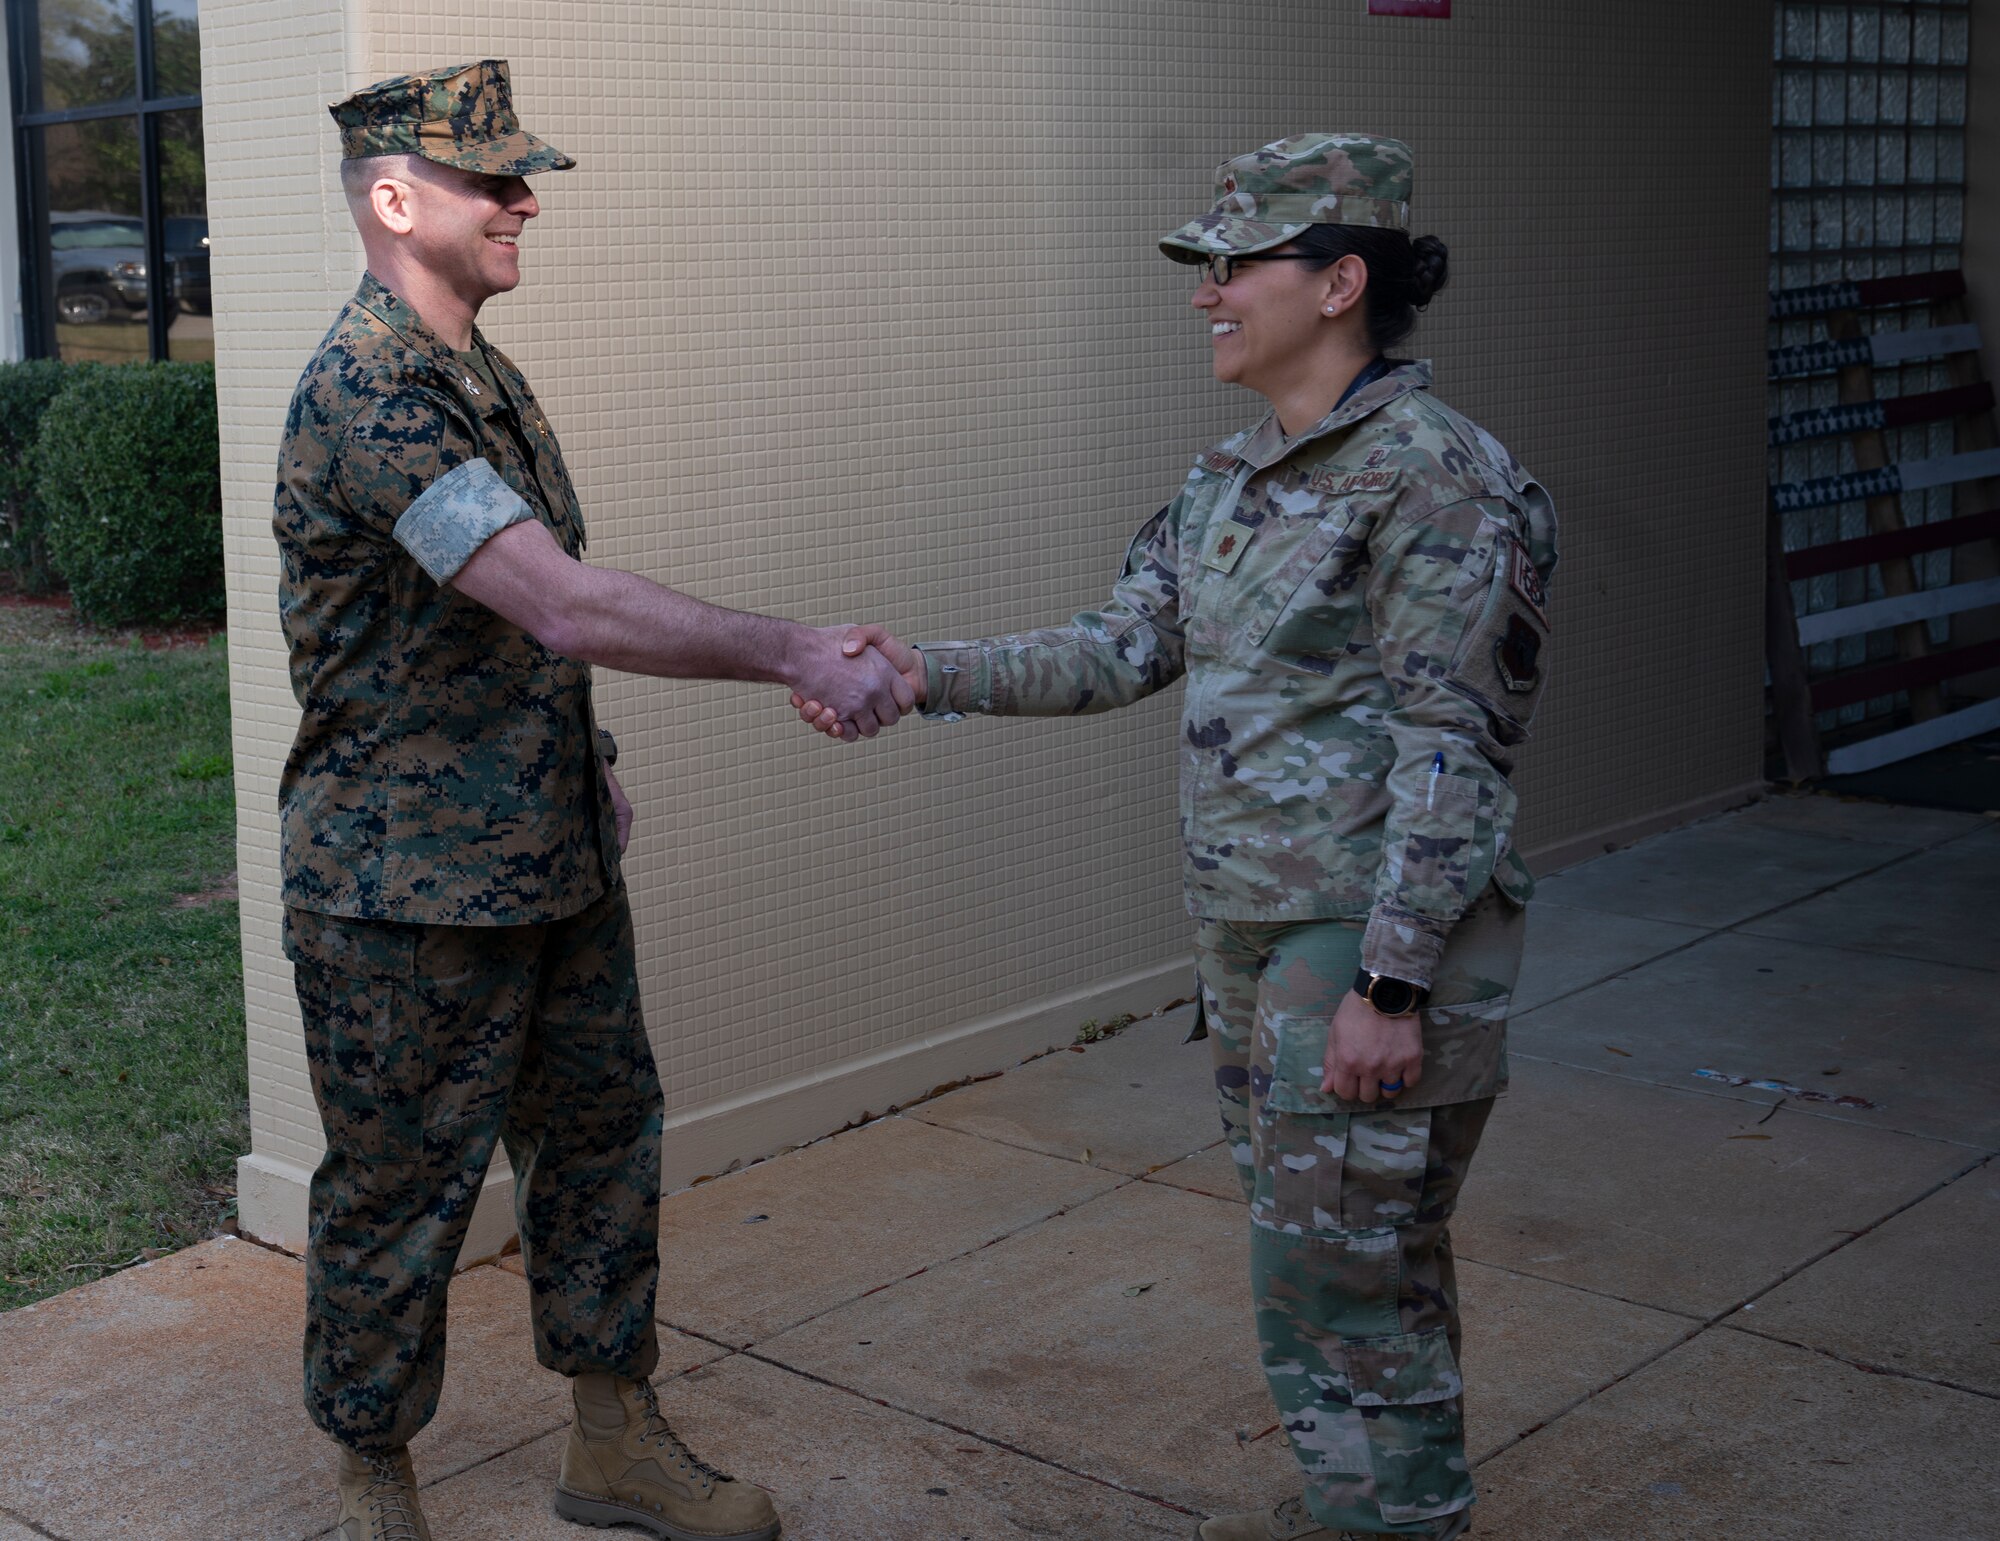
left=1321, top=991, right=1423, bottom=1104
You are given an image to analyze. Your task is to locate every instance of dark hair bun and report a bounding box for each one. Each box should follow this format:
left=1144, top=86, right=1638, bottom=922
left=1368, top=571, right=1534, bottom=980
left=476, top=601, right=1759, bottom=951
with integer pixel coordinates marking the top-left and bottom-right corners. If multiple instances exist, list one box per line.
left=1409, top=234, right=1450, bottom=307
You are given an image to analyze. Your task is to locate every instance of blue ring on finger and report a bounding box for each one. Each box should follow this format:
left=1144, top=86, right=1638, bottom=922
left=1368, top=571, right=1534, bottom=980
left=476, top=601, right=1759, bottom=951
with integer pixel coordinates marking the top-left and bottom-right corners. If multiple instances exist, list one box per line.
left=1380, top=1078, right=1405, bottom=1093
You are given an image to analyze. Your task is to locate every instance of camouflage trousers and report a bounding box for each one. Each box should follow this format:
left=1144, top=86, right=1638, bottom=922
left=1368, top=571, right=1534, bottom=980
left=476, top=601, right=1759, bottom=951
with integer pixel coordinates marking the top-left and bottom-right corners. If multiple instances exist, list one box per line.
left=1195, top=891, right=1523, bottom=1536
left=284, top=884, right=663, bottom=1453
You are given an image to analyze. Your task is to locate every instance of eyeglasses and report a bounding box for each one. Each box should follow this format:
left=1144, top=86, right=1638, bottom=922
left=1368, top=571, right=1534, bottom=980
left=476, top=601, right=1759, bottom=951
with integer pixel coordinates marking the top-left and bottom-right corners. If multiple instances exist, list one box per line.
left=1199, top=253, right=1324, bottom=285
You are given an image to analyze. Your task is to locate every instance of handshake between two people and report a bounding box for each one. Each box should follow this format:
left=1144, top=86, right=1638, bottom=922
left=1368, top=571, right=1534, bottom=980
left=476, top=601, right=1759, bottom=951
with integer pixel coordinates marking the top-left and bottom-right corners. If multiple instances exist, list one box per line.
left=789, top=624, right=927, bottom=743
left=451, top=515, right=928, bottom=742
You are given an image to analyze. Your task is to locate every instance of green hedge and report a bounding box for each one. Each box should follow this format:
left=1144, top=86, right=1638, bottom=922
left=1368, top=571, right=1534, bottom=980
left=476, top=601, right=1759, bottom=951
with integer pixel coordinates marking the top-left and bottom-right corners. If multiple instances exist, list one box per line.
left=0, top=360, right=73, bottom=595
left=36, top=361, right=223, bottom=626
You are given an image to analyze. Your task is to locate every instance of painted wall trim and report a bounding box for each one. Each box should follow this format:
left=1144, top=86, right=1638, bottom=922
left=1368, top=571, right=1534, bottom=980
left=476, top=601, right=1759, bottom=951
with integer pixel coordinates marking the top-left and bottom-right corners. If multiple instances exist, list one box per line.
left=236, top=952, right=1193, bottom=1259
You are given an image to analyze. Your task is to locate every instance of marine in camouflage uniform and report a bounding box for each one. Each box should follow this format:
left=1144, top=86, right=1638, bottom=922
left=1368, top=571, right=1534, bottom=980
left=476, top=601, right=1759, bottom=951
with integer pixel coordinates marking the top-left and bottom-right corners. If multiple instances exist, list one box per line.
left=279, top=62, right=651, bottom=1458
left=916, top=135, right=1557, bottom=1538
left=277, top=62, right=781, bottom=1541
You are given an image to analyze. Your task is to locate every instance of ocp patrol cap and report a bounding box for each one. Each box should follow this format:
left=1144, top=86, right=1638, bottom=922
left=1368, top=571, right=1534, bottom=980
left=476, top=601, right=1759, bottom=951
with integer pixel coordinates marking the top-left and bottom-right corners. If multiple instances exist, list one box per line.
left=329, top=59, right=575, bottom=175
left=1159, top=133, right=1412, bottom=262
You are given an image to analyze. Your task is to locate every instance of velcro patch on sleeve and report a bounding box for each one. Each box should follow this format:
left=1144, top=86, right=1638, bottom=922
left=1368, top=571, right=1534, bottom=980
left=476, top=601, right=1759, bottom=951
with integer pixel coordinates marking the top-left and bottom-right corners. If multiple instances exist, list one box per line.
left=1494, top=612, right=1543, bottom=693
left=1507, top=541, right=1549, bottom=626
left=1308, top=466, right=1400, bottom=496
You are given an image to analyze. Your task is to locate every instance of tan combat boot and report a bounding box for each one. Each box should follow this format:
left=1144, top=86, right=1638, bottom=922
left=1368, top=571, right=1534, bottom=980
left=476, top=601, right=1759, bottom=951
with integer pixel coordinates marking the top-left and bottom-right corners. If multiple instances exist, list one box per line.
left=334, top=1445, right=432, bottom=1541
left=554, top=1373, right=781, bottom=1540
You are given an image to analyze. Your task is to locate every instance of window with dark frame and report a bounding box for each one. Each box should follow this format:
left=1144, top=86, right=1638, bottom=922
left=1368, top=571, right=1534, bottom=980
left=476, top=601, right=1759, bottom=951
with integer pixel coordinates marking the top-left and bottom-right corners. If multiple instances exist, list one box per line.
left=5, top=0, right=206, bottom=364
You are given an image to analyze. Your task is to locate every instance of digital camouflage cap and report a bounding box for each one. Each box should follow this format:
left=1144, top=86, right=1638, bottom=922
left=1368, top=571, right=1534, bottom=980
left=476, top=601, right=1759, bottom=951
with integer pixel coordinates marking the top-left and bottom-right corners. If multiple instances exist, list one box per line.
left=1159, top=133, right=1412, bottom=262
left=329, top=59, right=575, bottom=175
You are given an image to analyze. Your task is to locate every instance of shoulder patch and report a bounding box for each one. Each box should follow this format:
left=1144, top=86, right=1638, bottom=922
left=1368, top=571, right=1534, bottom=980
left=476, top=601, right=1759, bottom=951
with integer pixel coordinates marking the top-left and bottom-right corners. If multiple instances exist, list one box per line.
left=1308, top=466, right=1400, bottom=496
left=1507, top=541, right=1550, bottom=626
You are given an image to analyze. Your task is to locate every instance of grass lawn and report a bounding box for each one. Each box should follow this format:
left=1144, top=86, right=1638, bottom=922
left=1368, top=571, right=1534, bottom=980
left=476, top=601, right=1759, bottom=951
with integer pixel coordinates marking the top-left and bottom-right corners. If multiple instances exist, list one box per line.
left=0, top=602, right=245, bottom=1311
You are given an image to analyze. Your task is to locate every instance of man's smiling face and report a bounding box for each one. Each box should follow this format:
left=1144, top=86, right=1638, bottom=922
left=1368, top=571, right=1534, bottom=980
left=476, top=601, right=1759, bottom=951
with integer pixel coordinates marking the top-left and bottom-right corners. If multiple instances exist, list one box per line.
left=404, top=161, right=540, bottom=310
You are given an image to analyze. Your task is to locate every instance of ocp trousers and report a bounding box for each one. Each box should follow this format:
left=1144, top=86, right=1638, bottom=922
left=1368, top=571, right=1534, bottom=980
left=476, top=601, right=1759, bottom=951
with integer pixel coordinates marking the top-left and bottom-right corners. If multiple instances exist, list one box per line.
left=1196, top=892, right=1523, bottom=1537
left=284, top=883, right=663, bottom=1453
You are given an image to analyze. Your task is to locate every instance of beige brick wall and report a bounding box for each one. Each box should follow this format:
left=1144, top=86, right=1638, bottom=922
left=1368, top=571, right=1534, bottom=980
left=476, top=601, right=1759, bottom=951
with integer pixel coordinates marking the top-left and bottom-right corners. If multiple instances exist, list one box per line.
left=210, top=0, right=1772, bottom=1249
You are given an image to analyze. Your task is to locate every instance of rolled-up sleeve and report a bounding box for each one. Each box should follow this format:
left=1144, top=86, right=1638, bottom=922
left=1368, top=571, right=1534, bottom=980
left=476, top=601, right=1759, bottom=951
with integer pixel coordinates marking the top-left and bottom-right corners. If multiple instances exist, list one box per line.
left=392, top=456, right=535, bottom=584
left=335, top=389, right=532, bottom=584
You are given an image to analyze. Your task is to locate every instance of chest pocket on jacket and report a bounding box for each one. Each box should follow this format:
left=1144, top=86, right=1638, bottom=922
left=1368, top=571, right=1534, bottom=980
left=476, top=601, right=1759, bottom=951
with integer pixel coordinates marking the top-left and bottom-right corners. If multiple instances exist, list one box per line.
left=1240, top=501, right=1373, bottom=652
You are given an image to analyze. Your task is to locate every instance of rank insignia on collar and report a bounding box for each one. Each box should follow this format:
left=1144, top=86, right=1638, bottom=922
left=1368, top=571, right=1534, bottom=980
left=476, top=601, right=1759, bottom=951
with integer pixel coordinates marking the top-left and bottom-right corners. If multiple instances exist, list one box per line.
left=462, top=375, right=482, bottom=396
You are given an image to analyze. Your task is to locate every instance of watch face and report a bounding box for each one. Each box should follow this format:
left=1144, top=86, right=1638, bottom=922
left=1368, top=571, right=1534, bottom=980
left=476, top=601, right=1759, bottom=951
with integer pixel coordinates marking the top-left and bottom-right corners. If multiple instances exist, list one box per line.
left=1371, top=977, right=1419, bottom=1015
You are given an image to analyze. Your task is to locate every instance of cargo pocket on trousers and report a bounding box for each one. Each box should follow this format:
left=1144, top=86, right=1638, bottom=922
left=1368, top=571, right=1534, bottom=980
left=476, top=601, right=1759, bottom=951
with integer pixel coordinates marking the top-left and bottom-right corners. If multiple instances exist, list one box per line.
left=1343, top=1326, right=1475, bottom=1525
left=1260, top=1013, right=1349, bottom=1230
left=284, top=913, right=425, bottom=1165
left=548, top=1027, right=664, bottom=1155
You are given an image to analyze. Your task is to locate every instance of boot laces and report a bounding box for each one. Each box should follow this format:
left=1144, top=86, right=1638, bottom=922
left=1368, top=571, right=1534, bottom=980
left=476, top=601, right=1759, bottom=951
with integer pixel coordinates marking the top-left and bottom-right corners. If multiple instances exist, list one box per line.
left=361, top=1454, right=425, bottom=1541
left=634, top=1379, right=729, bottom=1483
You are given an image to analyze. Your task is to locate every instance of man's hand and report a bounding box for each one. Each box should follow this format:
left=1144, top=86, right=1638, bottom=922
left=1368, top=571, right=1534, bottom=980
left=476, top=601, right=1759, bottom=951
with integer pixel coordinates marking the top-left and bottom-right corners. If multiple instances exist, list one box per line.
left=790, top=625, right=927, bottom=739
left=784, top=623, right=917, bottom=741
left=603, top=763, right=634, bottom=854
left=1321, top=990, right=1423, bottom=1104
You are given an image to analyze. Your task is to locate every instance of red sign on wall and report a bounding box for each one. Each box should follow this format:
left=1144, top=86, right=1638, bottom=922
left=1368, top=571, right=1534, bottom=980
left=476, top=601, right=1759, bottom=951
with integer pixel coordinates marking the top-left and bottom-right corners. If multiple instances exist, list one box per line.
left=1368, top=0, right=1451, bottom=16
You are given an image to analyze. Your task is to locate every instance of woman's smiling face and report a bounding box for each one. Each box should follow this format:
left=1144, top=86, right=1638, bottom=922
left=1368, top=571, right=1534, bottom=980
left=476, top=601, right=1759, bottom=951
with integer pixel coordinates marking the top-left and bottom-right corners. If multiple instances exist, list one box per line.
left=1189, top=248, right=1368, bottom=407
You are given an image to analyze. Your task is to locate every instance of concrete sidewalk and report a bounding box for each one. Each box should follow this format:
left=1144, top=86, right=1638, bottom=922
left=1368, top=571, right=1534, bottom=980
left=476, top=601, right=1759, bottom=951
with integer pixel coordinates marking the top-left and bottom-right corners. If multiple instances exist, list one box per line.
left=3, top=794, right=1996, bottom=1540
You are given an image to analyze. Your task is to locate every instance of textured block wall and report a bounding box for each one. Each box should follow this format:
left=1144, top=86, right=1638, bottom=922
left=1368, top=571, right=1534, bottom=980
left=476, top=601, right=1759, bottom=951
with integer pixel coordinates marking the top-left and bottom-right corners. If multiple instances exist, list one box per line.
left=208, top=0, right=1772, bottom=1215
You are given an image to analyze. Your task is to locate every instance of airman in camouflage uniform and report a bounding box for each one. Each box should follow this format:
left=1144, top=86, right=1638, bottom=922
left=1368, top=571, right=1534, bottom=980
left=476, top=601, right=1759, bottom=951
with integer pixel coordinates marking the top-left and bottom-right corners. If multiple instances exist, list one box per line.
left=913, top=135, right=1558, bottom=1538
left=274, top=60, right=875, bottom=1541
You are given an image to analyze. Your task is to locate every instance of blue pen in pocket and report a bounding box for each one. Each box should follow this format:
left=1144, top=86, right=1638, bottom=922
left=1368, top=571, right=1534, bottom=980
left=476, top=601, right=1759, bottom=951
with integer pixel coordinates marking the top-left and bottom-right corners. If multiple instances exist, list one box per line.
left=1427, top=751, right=1444, bottom=811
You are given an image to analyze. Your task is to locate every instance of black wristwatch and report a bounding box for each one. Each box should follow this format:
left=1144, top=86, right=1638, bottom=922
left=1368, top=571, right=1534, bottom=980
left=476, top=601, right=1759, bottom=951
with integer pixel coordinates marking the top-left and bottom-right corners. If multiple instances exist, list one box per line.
left=595, top=728, right=619, bottom=768
left=1352, top=968, right=1428, bottom=1017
